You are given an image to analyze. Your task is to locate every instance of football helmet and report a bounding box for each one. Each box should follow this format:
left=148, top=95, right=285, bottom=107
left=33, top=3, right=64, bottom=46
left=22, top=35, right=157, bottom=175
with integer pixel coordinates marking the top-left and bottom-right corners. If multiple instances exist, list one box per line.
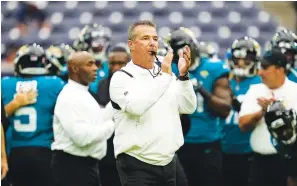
left=166, top=27, right=199, bottom=67
left=157, top=37, right=169, bottom=57
left=265, top=100, right=297, bottom=145
left=14, top=43, right=47, bottom=76
left=45, top=43, right=74, bottom=76
left=196, top=41, right=218, bottom=60
left=270, top=29, right=297, bottom=70
left=228, top=36, right=261, bottom=78
left=73, top=23, right=111, bottom=64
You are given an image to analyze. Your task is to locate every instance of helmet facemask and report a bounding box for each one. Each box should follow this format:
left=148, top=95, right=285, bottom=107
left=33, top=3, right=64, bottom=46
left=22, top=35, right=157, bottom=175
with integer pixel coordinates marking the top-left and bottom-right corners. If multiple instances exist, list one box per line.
left=276, top=41, right=297, bottom=71
left=229, top=37, right=261, bottom=78
left=230, top=49, right=258, bottom=78
left=266, top=102, right=297, bottom=146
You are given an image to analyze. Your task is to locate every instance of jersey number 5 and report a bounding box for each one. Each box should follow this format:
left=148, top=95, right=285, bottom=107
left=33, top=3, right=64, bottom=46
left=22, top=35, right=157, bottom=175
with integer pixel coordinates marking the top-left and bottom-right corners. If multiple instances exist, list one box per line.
left=14, top=107, right=37, bottom=132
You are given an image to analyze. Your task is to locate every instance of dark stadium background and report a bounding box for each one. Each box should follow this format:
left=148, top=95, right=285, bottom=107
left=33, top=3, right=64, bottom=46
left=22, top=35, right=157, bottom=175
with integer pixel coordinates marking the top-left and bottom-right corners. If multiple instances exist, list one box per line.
left=1, top=1, right=297, bottom=76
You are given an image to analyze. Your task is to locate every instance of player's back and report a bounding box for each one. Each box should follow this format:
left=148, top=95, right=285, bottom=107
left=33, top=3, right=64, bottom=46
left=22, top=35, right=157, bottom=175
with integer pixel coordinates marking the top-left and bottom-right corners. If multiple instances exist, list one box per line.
left=1, top=75, right=65, bottom=149
left=186, top=58, right=230, bottom=143
left=221, top=76, right=261, bottom=153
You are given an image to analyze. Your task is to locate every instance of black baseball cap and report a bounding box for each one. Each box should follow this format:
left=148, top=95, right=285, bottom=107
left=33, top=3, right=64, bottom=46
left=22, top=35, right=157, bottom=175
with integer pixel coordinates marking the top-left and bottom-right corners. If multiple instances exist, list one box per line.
left=260, top=48, right=287, bottom=69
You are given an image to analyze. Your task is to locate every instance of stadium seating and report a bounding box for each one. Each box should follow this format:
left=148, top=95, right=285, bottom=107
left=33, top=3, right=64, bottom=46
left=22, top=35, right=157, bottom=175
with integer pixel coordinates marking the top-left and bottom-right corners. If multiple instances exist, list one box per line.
left=1, top=1, right=280, bottom=59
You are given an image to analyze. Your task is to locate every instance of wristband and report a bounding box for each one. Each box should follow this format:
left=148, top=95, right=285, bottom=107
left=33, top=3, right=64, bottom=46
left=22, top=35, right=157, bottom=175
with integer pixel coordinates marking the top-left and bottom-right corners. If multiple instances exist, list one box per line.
left=178, top=72, right=190, bottom=81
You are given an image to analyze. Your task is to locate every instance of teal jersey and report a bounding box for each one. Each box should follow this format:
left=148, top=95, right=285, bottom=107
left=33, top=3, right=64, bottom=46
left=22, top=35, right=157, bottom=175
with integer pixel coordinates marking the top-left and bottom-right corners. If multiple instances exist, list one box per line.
left=288, top=68, right=297, bottom=83
left=185, top=58, right=230, bottom=143
left=221, top=76, right=262, bottom=154
left=89, top=61, right=109, bottom=94
left=1, top=76, right=65, bottom=149
left=172, top=62, right=179, bottom=76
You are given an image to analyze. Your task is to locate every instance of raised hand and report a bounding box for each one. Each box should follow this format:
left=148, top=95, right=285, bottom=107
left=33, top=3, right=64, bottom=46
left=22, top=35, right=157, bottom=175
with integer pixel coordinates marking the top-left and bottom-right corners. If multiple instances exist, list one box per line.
left=161, top=47, right=174, bottom=75
left=257, top=97, right=276, bottom=111
left=178, top=45, right=191, bottom=76
left=14, top=89, right=38, bottom=107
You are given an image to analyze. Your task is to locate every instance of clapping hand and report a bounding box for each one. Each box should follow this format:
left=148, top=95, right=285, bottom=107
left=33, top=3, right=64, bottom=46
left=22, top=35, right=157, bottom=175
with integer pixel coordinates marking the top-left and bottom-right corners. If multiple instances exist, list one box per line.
left=257, top=97, right=276, bottom=112
left=178, top=45, right=191, bottom=76
left=162, top=47, right=174, bottom=75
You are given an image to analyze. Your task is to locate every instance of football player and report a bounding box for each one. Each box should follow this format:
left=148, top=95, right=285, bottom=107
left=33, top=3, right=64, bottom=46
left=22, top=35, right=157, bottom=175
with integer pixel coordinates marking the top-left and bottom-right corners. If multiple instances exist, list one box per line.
left=96, top=44, right=130, bottom=186
left=1, top=90, right=38, bottom=186
left=45, top=43, right=75, bottom=81
left=221, top=36, right=262, bottom=186
left=156, top=37, right=189, bottom=186
left=1, top=44, right=65, bottom=186
left=167, top=27, right=233, bottom=186
left=265, top=101, right=297, bottom=186
left=73, top=23, right=111, bottom=94
left=270, top=29, right=297, bottom=83
left=196, top=41, right=219, bottom=61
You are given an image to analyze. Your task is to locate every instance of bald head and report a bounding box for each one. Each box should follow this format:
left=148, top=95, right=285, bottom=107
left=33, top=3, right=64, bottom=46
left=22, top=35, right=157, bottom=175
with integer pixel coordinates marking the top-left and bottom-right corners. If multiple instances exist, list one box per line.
left=68, top=51, right=95, bottom=69
left=67, top=51, right=98, bottom=85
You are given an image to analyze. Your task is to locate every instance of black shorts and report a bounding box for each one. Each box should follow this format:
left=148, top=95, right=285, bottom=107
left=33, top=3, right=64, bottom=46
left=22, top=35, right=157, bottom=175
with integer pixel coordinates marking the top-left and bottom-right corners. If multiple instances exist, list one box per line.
left=175, top=154, right=188, bottom=186
left=51, top=150, right=101, bottom=186
left=9, top=147, right=53, bottom=186
left=116, top=153, right=177, bottom=186
left=283, top=157, right=297, bottom=177
left=177, top=141, right=222, bottom=186
left=222, top=152, right=254, bottom=186
left=249, top=153, right=287, bottom=186
left=99, top=162, right=121, bottom=186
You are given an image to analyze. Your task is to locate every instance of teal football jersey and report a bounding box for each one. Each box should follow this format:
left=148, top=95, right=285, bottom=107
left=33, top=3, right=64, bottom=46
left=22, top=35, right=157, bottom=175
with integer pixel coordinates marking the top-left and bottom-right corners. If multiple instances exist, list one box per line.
left=221, top=76, right=261, bottom=154
left=89, top=61, right=109, bottom=94
left=288, top=68, right=297, bottom=83
left=185, top=58, right=230, bottom=143
left=1, top=75, right=65, bottom=149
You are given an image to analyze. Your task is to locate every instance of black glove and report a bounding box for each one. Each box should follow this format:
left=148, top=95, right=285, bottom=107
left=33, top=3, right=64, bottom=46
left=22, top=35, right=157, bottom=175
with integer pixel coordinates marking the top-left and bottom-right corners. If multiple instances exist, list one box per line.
left=232, top=97, right=242, bottom=112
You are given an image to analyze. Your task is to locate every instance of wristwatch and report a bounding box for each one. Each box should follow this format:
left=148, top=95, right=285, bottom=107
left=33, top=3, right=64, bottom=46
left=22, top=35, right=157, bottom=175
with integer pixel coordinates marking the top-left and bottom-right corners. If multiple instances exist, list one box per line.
left=178, top=72, right=190, bottom=81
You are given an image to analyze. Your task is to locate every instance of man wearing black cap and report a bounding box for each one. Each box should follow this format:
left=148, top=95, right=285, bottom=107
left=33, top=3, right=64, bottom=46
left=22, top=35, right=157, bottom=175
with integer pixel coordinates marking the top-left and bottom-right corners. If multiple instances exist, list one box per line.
left=239, top=48, right=297, bottom=186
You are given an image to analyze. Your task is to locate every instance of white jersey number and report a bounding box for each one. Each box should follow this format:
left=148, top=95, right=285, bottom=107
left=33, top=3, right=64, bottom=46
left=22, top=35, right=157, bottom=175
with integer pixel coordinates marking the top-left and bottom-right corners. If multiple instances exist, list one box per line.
left=14, top=107, right=37, bottom=132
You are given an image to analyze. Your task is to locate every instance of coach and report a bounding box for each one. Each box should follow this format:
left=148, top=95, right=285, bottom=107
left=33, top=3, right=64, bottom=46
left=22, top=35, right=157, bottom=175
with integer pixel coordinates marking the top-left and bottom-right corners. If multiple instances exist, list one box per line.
left=109, top=20, right=196, bottom=186
left=239, top=48, right=297, bottom=186
left=51, top=51, right=115, bottom=186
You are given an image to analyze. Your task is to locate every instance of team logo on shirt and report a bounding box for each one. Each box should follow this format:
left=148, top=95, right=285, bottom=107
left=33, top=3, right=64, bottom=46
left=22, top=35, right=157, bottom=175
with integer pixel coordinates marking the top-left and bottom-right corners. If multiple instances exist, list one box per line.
left=200, top=70, right=209, bottom=78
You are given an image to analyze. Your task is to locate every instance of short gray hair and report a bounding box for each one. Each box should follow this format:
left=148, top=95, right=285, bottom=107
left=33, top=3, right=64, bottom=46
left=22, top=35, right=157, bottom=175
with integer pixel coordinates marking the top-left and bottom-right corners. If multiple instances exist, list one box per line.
left=128, top=20, right=156, bottom=41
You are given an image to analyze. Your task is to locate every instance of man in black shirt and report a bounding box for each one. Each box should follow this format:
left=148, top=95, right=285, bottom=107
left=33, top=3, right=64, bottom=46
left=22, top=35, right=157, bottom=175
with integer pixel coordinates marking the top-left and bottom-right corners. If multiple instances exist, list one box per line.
left=97, top=45, right=130, bottom=186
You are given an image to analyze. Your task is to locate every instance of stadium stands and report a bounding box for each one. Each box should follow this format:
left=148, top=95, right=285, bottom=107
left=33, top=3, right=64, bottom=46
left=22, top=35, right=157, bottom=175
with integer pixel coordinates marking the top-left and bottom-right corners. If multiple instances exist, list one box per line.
left=1, top=1, right=279, bottom=60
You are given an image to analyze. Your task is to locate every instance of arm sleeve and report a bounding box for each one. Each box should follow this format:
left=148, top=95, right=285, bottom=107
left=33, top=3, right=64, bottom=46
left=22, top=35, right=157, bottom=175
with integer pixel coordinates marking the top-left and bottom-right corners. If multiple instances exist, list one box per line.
left=212, top=61, right=230, bottom=82
left=55, top=99, right=114, bottom=147
left=176, top=80, right=197, bottom=114
left=109, top=71, right=173, bottom=116
left=102, top=102, right=114, bottom=122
